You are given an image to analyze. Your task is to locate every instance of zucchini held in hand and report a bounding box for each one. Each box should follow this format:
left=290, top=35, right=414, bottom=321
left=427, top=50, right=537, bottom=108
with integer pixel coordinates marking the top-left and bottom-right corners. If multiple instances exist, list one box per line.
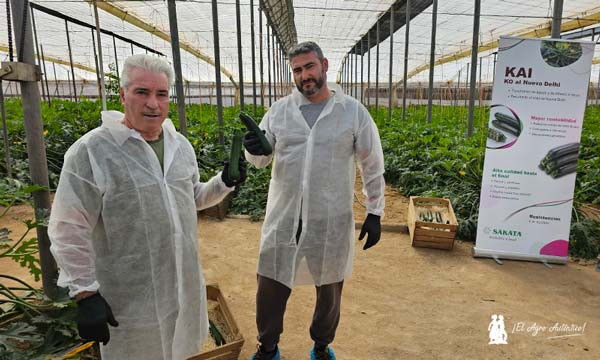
left=239, top=111, right=273, bottom=155
left=228, top=130, right=244, bottom=182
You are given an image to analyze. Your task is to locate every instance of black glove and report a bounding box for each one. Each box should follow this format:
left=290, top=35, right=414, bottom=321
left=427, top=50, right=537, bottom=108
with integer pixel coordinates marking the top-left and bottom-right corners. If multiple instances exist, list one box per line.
left=243, top=130, right=267, bottom=155
left=359, top=214, right=381, bottom=250
left=76, top=293, right=119, bottom=345
left=221, top=156, right=247, bottom=187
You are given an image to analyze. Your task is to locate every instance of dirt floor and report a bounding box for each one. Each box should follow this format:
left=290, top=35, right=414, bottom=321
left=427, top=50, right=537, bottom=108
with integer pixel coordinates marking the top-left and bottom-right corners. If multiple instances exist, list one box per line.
left=1, top=183, right=599, bottom=360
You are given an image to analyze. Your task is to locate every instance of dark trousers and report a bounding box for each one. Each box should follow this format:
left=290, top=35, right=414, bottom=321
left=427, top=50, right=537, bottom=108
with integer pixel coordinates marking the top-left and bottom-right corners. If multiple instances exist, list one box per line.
left=256, top=274, right=344, bottom=351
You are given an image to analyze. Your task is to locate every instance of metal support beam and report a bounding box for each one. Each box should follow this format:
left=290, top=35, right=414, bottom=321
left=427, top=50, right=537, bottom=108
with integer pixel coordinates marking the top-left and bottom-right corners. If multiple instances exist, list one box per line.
left=402, top=0, right=411, bottom=121
left=10, top=0, right=59, bottom=299
left=367, top=33, right=371, bottom=108
left=426, top=0, right=437, bottom=123
left=39, top=44, right=50, bottom=106
left=389, top=5, right=394, bottom=121
left=259, top=7, right=264, bottom=108
left=235, top=0, right=244, bottom=109
left=167, top=0, right=187, bottom=136
left=112, top=35, right=119, bottom=80
left=1, top=83, right=12, bottom=177
left=375, top=19, right=380, bottom=116
left=250, top=0, right=257, bottom=114
left=350, top=47, right=354, bottom=98
left=267, top=24, right=272, bottom=106
left=91, top=29, right=101, bottom=101
left=29, top=5, right=46, bottom=104
left=551, top=0, right=564, bottom=39
left=211, top=0, right=224, bottom=144
left=272, top=33, right=277, bottom=101
left=360, top=40, right=364, bottom=104
left=467, top=0, right=481, bottom=137
left=92, top=0, right=106, bottom=110
left=64, top=20, right=77, bottom=102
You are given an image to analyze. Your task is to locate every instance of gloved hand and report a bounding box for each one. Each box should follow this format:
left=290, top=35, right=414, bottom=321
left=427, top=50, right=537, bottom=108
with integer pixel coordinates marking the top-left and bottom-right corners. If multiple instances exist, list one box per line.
left=76, top=293, right=119, bottom=345
left=221, top=156, right=247, bottom=187
left=359, top=214, right=381, bottom=250
left=243, top=130, right=268, bottom=155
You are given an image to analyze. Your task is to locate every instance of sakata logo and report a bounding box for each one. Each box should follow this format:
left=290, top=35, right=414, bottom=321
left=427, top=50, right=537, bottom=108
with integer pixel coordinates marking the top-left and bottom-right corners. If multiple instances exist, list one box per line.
left=488, top=314, right=508, bottom=345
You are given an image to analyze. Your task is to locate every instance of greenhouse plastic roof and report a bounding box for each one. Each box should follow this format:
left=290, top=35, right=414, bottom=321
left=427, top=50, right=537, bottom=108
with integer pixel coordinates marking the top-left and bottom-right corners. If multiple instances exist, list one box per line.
left=0, top=0, right=599, bottom=85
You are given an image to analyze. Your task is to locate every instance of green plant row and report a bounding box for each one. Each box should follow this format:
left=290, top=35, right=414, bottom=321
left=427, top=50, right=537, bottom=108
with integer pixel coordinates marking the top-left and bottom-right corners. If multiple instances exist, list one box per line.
left=0, top=99, right=598, bottom=258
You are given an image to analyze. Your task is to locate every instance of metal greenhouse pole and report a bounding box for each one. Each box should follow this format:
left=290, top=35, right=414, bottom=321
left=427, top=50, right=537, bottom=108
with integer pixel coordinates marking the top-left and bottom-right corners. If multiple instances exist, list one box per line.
left=353, top=48, right=357, bottom=99
left=112, top=35, right=119, bottom=80
left=29, top=5, right=47, bottom=104
left=466, top=0, right=481, bottom=137
left=39, top=44, right=50, bottom=105
left=235, top=0, right=245, bottom=110
left=64, top=20, right=77, bottom=103
left=0, top=85, right=12, bottom=178
left=10, top=0, right=59, bottom=299
left=211, top=0, right=224, bottom=144
left=388, top=5, right=394, bottom=121
left=250, top=0, right=257, bottom=114
left=91, top=29, right=102, bottom=101
left=93, top=0, right=107, bottom=110
left=367, top=33, right=371, bottom=108
left=349, top=48, right=353, bottom=98
left=259, top=7, right=264, bottom=108
left=345, top=53, right=349, bottom=95
left=167, top=0, right=187, bottom=136
left=551, top=0, right=564, bottom=38
left=360, top=40, right=364, bottom=104
left=267, top=24, right=272, bottom=106
left=375, top=19, right=380, bottom=116
left=426, top=0, right=438, bottom=123
left=402, top=1, right=411, bottom=121
left=272, top=33, right=277, bottom=101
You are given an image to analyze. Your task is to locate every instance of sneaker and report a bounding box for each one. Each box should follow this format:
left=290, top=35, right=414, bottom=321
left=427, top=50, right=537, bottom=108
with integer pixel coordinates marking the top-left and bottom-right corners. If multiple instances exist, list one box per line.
left=251, top=345, right=280, bottom=360
left=310, top=346, right=336, bottom=360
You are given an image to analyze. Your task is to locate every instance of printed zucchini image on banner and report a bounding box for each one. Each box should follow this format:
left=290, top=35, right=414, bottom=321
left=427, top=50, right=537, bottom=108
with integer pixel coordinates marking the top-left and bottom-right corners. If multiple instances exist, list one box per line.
left=474, top=36, right=596, bottom=263
left=487, top=105, right=523, bottom=149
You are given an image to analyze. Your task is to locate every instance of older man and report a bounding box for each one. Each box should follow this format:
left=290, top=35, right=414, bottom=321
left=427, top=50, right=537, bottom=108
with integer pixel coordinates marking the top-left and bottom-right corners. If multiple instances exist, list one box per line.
left=49, top=54, right=245, bottom=359
left=245, top=41, right=385, bottom=360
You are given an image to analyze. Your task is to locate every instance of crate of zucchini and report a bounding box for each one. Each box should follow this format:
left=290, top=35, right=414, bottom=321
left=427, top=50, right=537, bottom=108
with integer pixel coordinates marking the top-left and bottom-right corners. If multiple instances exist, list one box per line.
left=408, top=197, right=458, bottom=250
left=189, top=285, right=244, bottom=360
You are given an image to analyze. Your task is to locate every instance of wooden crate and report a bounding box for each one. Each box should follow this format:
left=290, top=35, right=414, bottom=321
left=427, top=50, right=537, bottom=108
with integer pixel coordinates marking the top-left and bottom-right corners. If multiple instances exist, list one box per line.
left=199, top=192, right=233, bottom=220
left=407, top=196, right=458, bottom=250
left=188, top=285, right=245, bottom=360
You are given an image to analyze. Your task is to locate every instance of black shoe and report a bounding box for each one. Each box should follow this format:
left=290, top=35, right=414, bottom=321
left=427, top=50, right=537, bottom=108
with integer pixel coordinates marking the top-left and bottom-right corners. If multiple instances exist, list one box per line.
left=311, top=346, right=336, bottom=360
left=251, top=344, right=280, bottom=360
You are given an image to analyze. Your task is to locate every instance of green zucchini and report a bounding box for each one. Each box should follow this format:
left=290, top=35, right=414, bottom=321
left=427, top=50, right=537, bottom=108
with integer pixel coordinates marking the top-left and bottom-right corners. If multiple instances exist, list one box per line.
left=209, top=320, right=226, bottom=346
left=239, top=112, right=273, bottom=155
left=228, top=130, right=243, bottom=182
left=544, top=152, right=579, bottom=172
left=487, top=127, right=506, bottom=142
left=494, top=112, right=521, bottom=132
left=545, top=142, right=579, bottom=160
left=550, top=162, right=578, bottom=179
left=491, top=120, right=520, bottom=137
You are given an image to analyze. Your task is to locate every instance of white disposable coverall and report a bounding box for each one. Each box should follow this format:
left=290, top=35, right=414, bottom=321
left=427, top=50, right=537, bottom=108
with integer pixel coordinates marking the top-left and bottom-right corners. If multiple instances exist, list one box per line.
left=49, top=110, right=233, bottom=360
left=246, top=86, right=385, bottom=289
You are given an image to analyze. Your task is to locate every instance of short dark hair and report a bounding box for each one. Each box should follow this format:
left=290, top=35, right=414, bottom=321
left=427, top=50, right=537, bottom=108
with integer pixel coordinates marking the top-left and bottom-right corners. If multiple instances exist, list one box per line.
left=288, top=41, right=324, bottom=62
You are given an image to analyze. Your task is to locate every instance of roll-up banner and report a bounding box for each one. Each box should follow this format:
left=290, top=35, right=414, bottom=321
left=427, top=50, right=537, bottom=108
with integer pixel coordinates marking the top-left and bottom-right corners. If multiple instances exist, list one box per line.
left=474, top=36, right=595, bottom=263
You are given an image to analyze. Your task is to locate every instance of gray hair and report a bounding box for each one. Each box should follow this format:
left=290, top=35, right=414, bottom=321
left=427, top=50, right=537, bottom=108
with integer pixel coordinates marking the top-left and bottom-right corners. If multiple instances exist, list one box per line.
left=119, top=54, right=174, bottom=89
left=288, top=41, right=325, bottom=62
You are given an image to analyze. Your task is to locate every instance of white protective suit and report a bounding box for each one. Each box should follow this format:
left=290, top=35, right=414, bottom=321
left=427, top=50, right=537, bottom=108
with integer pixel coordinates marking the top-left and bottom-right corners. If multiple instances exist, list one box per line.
left=49, top=110, right=233, bottom=360
left=246, top=85, right=385, bottom=289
